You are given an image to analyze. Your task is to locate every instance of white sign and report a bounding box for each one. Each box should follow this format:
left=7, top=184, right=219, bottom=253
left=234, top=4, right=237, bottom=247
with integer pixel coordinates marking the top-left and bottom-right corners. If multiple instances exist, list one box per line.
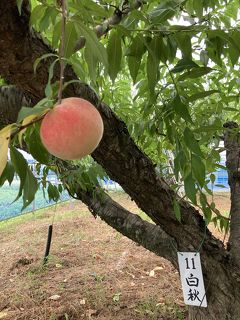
left=177, top=252, right=207, bottom=308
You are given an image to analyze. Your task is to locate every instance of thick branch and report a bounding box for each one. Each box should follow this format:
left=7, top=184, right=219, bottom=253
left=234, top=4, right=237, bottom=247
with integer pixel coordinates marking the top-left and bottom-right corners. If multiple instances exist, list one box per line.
left=72, top=186, right=178, bottom=267
left=74, top=1, right=143, bottom=51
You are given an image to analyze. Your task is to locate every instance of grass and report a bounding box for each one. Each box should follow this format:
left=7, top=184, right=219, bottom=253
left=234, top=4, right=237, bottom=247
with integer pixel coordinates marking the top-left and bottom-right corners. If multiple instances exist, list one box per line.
left=135, top=297, right=186, bottom=320
left=0, top=200, right=89, bottom=232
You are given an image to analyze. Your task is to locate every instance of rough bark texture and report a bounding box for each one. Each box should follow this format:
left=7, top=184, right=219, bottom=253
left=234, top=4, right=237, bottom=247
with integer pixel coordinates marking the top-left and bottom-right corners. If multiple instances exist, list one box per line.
left=224, top=122, right=240, bottom=267
left=1, top=2, right=240, bottom=319
left=0, top=85, right=33, bottom=125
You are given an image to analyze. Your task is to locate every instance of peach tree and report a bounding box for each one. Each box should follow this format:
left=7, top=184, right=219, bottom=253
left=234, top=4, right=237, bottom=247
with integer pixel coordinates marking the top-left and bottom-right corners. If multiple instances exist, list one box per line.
left=1, top=1, right=240, bottom=319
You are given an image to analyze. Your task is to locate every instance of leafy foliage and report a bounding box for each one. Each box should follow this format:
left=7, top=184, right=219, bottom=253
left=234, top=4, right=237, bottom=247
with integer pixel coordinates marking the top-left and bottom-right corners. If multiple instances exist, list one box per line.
left=1, top=0, right=240, bottom=229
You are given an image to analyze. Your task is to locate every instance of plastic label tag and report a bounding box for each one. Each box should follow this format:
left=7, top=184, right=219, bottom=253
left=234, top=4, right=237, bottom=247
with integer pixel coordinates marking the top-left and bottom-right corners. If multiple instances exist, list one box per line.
left=177, top=252, right=207, bottom=308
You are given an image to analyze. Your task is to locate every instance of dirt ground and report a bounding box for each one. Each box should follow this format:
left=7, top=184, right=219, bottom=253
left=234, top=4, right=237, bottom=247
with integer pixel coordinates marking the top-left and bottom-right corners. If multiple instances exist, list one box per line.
left=0, top=192, right=231, bottom=320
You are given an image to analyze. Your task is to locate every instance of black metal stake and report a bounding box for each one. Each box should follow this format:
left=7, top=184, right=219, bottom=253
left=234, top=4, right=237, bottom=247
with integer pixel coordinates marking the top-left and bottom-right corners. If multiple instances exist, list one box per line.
left=43, top=224, right=53, bottom=265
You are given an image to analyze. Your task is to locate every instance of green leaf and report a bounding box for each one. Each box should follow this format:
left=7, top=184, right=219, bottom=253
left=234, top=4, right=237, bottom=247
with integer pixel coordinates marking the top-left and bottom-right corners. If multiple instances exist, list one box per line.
left=84, top=45, right=97, bottom=82
left=107, top=30, right=122, bottom=82
left=199, top=193, right=212, bottom=224
left=10, top=146, right=28, bottom=202
left=45, top=59, right=59, bottom=98
left=64, top=21, right=79, bottom=59
left=228, top=31, right=240, bottom=66
left=126, top=35, right=146, bottom=57
left=187, top=90, right=219, bottom=102
left=192, top=154, right=205, bottom=187
left=30, top=4, right=46, bottom=26
left=69, top=55, right=86, bottom=81
left=10, top=147, right=38, bottom=210
left=22, top=167, right=38, bottom=210
left=126, top=35, right=146, bottom=83
left=74, top=18, right=108, bottom=68
left=147, top=51, right=159, bottom=94
left=173, top=199, right=181, bottom=222
left=193, top=1, right=203, bottom=18
left=33, top=53, right=58, bottom=74
left=80, top=0, right=107, bottom=17
left=167, top=35, right=177, bottom=63
left=171, top=58, right=199, bottom=73
left=158, top=36, right=169, bottom=63
left=149, top=2, right=176, bottom=23
left=128, top=56, right=141, bottom=83
left=184, top=173, right=197, bottom=204
left=184, top=127, right=202, bottom=156
left=52, top=20, right=62, bottom=49
left=175, top=33, right=192, bottom=59
left=206, top=35, right=224, bottom=66
left=171, top=95, right=192, bottom=123
left=210, top=174, right=215, bottom=184
left=17, top=105, right=49, bottom=123
left=25, top=126, right=50, bottom=165
left=0, top=161, right=15, bottom=187
left=174, top=150, right=187, bottom=180
left=178, top=67, right=213, bottom=81
left=39, top=6, right=53, bottom=32
left=16, top=0, right=24, bottom=15
left=47, top=183, right=60, bottom=202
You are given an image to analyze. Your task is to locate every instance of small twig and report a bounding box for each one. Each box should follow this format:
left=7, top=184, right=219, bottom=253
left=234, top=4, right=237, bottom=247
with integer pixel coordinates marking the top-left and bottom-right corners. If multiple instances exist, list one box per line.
left=57, top=0, right=66, bottom=104
left=10, top=114, right=46, bottom=140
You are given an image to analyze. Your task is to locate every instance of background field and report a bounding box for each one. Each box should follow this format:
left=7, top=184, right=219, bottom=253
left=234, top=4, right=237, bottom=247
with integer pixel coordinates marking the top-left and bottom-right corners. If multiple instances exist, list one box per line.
left=0, top=181, right=70, bottom=221
left=0, top=192, right=230, bottom=320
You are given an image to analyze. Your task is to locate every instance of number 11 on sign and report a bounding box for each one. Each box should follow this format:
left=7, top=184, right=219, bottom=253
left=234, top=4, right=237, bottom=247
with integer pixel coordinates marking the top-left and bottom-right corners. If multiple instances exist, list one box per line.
left=178, top=252, right=207, bottom=308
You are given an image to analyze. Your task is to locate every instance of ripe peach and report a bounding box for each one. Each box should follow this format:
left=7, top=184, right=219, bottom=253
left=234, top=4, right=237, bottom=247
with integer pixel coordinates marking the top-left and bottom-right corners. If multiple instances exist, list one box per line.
left=40, top=97, right=104, bottom=160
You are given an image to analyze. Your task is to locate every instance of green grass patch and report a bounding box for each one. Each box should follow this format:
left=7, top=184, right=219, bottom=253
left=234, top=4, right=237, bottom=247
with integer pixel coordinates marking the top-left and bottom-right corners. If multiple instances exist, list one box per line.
left=0, top=201, right=90, bottom=232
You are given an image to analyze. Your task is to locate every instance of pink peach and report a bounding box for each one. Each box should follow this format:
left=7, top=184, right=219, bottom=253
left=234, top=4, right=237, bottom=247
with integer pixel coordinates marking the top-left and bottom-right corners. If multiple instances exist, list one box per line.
left=40, top=97, right=104, bottom=160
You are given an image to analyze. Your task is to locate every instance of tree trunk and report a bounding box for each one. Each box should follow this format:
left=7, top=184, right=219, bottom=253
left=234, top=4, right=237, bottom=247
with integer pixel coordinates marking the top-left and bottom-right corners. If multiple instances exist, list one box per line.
left=1, top=2, right=240, bottom=319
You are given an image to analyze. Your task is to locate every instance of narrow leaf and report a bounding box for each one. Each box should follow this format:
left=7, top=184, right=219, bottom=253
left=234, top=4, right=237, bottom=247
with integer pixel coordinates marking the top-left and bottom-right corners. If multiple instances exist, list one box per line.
left=22, top=168, right=38, bottom=210
left=107, top=30, right=122, bottom=82
left=178, top=67, right=213, bottom=81
left=171, top=58, right=199, bottom=73
left=192, top=154, right=205, bottom=187
left=184, top=127, right=202, bottom=156
left=187, top=90, right=219, bottom=102
left=64, top=21, right=79, bottom=59
left=16, top=0, right=24, bottom=15
left=33, top=53, right=58, bottom=74
left=10, top=146, right=28, bottom=202
left=184, top=173, right=197, bottom=204
left=128, top=56, right=141, bottom=83
left=171, top=95, right=192, bottom=123
left=0, top=126, right=11, bottom=177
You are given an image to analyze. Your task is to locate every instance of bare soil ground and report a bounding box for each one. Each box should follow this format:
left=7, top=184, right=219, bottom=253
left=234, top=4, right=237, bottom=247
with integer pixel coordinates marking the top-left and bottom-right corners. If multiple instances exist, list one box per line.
left=0, top=192, right=230, bottom=320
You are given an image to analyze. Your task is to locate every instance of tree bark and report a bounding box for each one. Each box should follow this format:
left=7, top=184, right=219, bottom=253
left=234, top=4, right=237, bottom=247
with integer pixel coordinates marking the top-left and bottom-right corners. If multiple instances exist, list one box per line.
left=224, top=122, right=240, bottom=267
left=1, top=2, right=240, bottom=319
